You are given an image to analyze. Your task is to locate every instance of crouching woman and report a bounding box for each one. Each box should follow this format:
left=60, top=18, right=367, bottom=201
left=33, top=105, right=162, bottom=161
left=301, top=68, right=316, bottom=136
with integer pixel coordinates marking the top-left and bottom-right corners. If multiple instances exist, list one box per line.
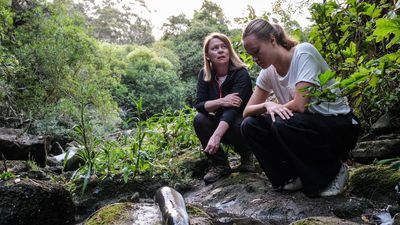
left=240, top=19, right=360, bottom=196
left=194, top=32, right=254, bottom=184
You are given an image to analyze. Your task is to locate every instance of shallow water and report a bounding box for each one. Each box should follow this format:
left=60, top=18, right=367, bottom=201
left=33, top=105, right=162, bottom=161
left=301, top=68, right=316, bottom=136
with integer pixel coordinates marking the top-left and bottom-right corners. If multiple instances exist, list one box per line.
left=130, top=203, right=163, bottom=225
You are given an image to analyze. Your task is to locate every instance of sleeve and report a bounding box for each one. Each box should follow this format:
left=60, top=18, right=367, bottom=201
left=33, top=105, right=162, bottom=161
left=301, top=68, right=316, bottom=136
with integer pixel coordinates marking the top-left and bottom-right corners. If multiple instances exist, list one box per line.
left=194, top=69, right=209, bottom=113
left=220, top=68, right=253, bottom=126
left=294, top=53, right=323, bottom=87
left=256, top=68, right=273, bottom=92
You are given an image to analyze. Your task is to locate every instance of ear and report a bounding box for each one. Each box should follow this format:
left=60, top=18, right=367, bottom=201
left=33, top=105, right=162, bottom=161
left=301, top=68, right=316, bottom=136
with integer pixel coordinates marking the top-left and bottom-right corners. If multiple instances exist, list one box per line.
left=205, top=55, right=210, bottom=61
left=270, top=36, right=276, bottom=45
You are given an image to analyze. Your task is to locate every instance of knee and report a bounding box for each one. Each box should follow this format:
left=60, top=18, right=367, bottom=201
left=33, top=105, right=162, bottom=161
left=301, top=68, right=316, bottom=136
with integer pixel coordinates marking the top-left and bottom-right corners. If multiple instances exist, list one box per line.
left=271, top=117, right=286, bottom=131
left=240, top=116, right=259, bottom=135
left=193, top=113, right=209, bottom=131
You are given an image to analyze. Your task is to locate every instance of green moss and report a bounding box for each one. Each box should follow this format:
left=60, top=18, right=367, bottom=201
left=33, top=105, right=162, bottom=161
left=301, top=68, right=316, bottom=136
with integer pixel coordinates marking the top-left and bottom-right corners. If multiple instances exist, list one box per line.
left=186, top=204, right=211, bottom=218
left=347, top=165, right=400, bottom=199
left=153, top=149, right=206, bottom=185
left=291, top=218, right=324, bottom=225
left=85, top=203, right=133, bottom=225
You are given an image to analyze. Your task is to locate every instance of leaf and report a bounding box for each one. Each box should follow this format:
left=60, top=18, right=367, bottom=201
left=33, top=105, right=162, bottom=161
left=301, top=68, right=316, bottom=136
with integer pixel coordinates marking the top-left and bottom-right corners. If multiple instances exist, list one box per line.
left=369, top=74, right=379, bottom=88
left=122, top=166, right=130, bottom=183
left=376, top=157, right=400, bottom=165
left=373, top=18, right=400, bottom=48
left=318, top=70, right=336, bottom=86
left=81, top=169, right=91, bottom=195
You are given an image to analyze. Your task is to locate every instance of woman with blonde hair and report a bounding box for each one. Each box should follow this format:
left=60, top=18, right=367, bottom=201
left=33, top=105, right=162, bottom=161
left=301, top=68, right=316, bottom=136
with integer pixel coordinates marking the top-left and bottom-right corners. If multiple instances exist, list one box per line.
left=194, top=32, right=254, bottom=184
left=241, top=19, right=360, bottom=196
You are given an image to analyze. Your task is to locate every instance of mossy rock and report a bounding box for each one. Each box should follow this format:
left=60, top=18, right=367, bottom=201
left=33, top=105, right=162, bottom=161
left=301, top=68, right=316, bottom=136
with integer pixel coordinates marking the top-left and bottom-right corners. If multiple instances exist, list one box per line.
left=187, top=204, right=213, bottom=225
left=290, top=216, right=359, bottom=225
left=85, top=203, right=134, bottom=225
left=347, top=165, right=400, bottom=202
left=84, top=202, right=162, bottom=225
left=187, top=204, right=211, bottom=218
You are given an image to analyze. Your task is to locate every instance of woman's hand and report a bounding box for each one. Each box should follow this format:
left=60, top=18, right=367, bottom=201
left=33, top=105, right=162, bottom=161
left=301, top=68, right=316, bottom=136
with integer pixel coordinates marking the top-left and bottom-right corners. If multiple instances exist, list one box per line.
left=204, top=134, right=222, bottom=155
left=265, top=101, right=293, bottom=122
left=220, top=93, right=242, bottom=108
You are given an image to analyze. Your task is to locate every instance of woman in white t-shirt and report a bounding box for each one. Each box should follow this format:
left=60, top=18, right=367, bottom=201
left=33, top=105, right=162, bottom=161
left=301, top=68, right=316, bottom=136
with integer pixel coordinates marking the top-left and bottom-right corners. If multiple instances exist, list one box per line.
left=241, top=18, right=360, bottom=196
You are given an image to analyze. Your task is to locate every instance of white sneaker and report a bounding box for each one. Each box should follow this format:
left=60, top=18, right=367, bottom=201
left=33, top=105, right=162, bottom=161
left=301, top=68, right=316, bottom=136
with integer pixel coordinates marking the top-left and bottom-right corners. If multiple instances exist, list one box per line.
left=283, top=177, right=303, bottom=191
left=319, top=164, right=349, bottom=197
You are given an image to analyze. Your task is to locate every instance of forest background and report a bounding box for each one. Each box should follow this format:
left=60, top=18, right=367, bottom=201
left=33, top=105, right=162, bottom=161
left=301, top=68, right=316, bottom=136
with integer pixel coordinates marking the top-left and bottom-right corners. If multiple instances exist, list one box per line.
left=0, top=0, right=399, bottom=189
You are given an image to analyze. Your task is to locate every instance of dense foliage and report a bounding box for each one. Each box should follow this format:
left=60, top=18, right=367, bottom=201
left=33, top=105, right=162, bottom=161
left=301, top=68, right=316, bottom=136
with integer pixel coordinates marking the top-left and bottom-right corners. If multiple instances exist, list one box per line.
left=1, top=0, right=120, bottom=136
left=308, top=0, right=400, bottom=125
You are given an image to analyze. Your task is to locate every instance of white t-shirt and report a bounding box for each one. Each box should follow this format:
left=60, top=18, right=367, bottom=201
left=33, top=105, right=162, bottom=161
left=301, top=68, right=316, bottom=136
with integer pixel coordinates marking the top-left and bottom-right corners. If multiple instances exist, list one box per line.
left=256, top=43, right=350, bottom=115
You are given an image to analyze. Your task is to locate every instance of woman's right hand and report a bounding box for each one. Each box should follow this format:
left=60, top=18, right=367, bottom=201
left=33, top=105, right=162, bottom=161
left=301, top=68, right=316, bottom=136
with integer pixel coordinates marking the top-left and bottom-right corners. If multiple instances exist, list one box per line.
left=220, top=93, right=242, bottom=108
left=265, top=101, right=293, bottom=122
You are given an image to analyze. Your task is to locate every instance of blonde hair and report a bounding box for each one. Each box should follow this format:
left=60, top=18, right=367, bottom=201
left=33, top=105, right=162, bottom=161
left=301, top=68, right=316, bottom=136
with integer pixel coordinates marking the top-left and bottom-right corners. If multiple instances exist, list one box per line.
left=202, top=32, right=246, bottom=82
left=243, top=18, right=298, bottom=50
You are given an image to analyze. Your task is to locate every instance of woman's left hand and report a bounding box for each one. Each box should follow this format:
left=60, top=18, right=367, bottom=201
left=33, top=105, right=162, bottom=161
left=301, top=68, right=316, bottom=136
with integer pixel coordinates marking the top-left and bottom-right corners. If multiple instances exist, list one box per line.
left=265, top=101, right=293, bottom=122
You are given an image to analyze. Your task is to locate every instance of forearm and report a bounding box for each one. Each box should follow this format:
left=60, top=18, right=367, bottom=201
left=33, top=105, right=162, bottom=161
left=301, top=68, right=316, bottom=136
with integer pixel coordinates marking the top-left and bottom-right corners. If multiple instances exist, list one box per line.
left=284, top=100, right=306, bottom=113
left=204, top=99, right=222, bottom=112
left=204, top=120, right=230, bottom=154
left=283, top=82, right=312, bottom=113
left=243, top=103, right=267, bottom=117
left=212, top=120, right=229, bottom=139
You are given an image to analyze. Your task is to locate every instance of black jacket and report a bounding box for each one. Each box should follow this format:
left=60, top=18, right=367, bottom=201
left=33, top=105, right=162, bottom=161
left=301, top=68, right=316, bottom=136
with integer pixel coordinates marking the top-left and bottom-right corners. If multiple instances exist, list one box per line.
left=194, top=67, right=253, bottom=126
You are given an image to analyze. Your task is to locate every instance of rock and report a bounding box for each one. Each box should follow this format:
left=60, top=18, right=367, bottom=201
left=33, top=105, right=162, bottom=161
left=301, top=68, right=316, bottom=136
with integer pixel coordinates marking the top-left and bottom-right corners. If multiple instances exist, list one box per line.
left=185, top=172, right=352, bottom=224
left=155, top=186, right=189, bottom=225
left=347, top=165, right=400, bottom=202
left=53, top=143, right=84, bottom=171
left=0, top=128, right=48, bottom=167
left=84, top=202, right=162, bottom=225
left=46, top=156, right=62, bottom=167
left=290, top=216, right=359, bottom=225
left=189, top=217, right=214, bottom=225
left=0, top=178, right=75, bottom=225
left=393, top=213, right=400, bottom=225
left=371, top=113, right=392, bottom=134
left=388, top=205, right=400, bottom=217
left=333, top=197, right=373, bottom=218
left=187, top=204, right=214, bottom=225
left=51, top=141, right=64, bottom=155
left=351, top=139, right=400, bottom=163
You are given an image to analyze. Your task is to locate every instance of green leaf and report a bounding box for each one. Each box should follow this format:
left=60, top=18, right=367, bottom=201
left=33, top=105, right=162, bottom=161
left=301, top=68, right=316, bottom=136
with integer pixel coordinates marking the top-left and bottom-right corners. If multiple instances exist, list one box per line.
left=373, top=18, right=400, bottom=48
left=318, top=70, right=336, bottom=86
left=81, top=169, right=91, bottom=195
left=369, top=74, right=379, bottom=88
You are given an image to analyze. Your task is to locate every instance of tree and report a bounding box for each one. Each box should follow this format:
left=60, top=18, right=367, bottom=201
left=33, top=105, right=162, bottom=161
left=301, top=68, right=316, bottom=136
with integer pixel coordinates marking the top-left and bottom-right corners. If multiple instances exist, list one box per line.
left=162, top=0, right=230, bottom=81
left=1, top=0, right=121, bottom=136
left=0, top=0, right=18, bottom=117
left=114, top=45, right=187, bottom=121
left=161, top=13, right=190, bottom=39
left=73, top=0, right=154, bottom=45
left=192, top=0, right=229, bottom=29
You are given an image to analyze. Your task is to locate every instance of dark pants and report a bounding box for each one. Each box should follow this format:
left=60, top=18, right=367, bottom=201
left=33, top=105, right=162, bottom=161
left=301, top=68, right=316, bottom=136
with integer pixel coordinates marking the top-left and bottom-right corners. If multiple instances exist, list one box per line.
left=194, top=112, right=251, bottom=166
left=241, top=112, right=360, bottom=194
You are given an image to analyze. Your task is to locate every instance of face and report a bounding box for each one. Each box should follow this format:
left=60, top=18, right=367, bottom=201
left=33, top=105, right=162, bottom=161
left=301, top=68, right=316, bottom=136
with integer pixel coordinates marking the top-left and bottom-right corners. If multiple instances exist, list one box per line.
left=243, top=34, right=274, bottom=69
left=206, top=38, right=230, bottom=66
